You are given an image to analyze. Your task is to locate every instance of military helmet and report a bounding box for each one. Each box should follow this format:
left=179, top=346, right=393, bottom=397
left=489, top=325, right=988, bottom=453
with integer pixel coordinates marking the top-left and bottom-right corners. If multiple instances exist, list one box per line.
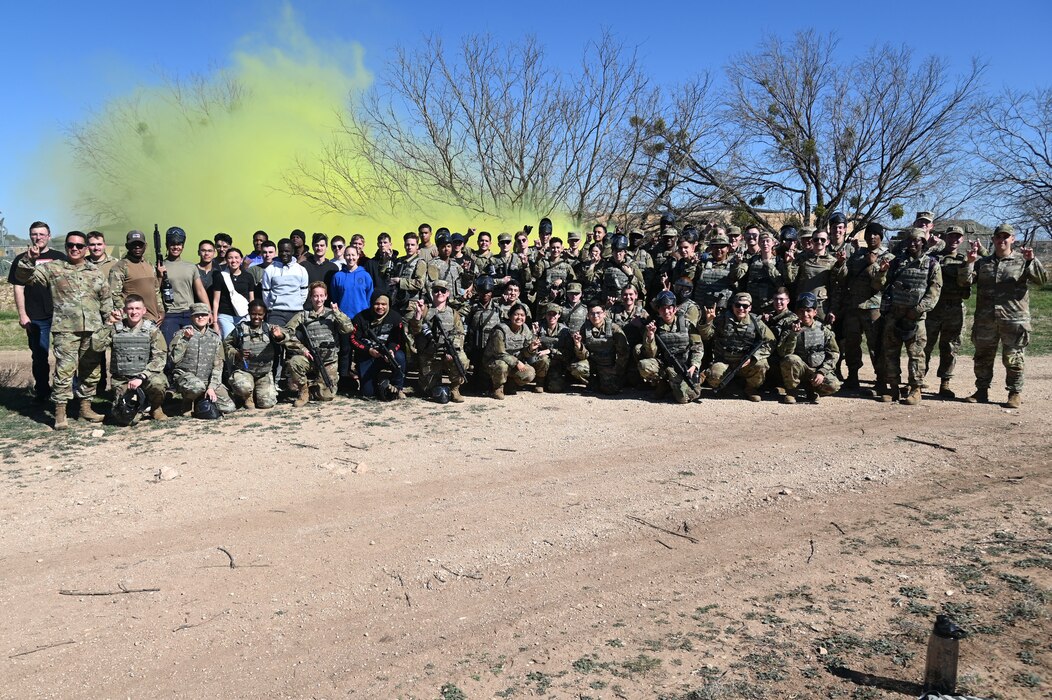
left=660, top=212, right=676, bottom=228
left=610, top=234, right=629, bottom=251
left=110, top=387, right=147, bottom=427
left=475, top=276, right=495, bottom=293
left=828, top=211, right=847, bottom=226
left=539, top=218, right=553, bottom=235
left=654, top=290, right=677, bottom=308
left=779, top=225, right=798, bottom=242
left=432, top=385, right=451, bottom=404
left=795, top=292, right=818, bottom=310
left=193, top=397, right=222, bottom=420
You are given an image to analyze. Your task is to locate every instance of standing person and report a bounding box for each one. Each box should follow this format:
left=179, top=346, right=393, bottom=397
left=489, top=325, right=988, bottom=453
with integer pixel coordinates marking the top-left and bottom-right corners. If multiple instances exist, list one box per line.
left=109, top=230, right=163, bottom=323
left=247, top=240, right=277, bottom=298
left=388, top=233, right=427, bottom=315
left=9, top=221, right=65, bottom=402
left=330, top=245, right=374, bottom=387
left=168, top=303, right=236, bottom=416
left=211, top=247, right=254, bottom=339
left=330, top=235, right=347, bottom=269
left=290, top=229, right=308, bottom=261
left=350, top=233, right=388, bottom=296
left=284, top=283, right=354, bottom=406
left=213, top=233, right=233, bottom=260
left=86, top=231, right=118, bottom=279
left=14, top=231, right=111, bottom=429
left=876, top=228, right=942, bottom=405
left=963, top=224, right=1048, bottom=408
left=262, top=238, right=309, bottom=328
left=89, top=294, right=169, bottom=422
left=301, top=233, right=339, bottom=305
left=923, top=225, right=972, bottom=397
left=350, top=293, right=407, bottom=400
left=224, top=299, right=285, bottom=410
left=195, top=239, right=219, bottom=300
left=793, top=229, right=839, bottom=323
left=426, top=231, right=466, bottom=304
left=157, top=226, right=209, bottom=345
left=837, top=222, right=894, bottom=395
left=417, top=223, right=438, bottom=262
left=245, top=230, right=269, bottom=266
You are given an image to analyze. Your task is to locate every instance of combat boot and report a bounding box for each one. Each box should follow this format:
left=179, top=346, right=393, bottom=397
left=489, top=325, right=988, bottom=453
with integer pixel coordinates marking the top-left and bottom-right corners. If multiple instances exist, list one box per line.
left=79, top=398, right=105, bottom=423
left=243, top=395, right=256, bottom=410
left=450, top=385, right=465, bottom=403
left=1005, top=392, right=1021, bottom=409
left=533, top=384, right=545, bottom=393
left=150, top=405, right=169, bottom=422
left=842, top=372, right=860, bottom=393
left=53, top=402, right=69, bottom=431
left=744, top=388, right=762, bottom=402
left=902, top=386, right=922, bottom=405
left=938, top=379, right=955, bottom=399
left=292, top=385, right=309, bottom=408
left=780, top=392, right=797, bottom=405
left=879, top=385, right=900, bottom=403
left=806, top=387, right=819, bottom=404
left=965, top=388, right=988, bottom=404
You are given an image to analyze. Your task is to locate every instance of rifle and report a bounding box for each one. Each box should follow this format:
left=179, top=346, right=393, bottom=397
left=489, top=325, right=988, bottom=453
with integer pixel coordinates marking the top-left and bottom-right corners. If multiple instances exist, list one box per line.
left=359, top=318, right=404, bottom=383
left=153, top=224, right=174, bottom=307
left=431, top=314, right=467, bottom=381
left=715, top=336, right=765, bottom=394
left=654, top=332, right=702, bottom=402
left=295, top=319, right=335, bottom=391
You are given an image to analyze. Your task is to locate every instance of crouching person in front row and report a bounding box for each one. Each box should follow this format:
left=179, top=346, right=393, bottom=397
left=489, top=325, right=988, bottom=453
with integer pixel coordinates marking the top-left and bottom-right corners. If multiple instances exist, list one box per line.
left=90, top=294, right=169, bottom=424
left=285, top=281, right=353, bottom=407
left=224, top=299, right=285, bottom=409
left=168, top=302, right=236, bottom=416
left=485, top=302, right=548, bottom=399
left=777, top=292, right=841, bottom=404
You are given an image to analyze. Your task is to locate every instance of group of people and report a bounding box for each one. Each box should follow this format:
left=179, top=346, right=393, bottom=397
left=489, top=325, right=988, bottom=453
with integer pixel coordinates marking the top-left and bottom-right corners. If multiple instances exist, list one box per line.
left=8, top=210, right=1046, bottom=430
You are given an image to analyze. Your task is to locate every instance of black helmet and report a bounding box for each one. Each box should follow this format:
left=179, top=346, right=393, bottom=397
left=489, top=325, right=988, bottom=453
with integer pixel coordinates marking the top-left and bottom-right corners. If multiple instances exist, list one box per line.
left=539, top=217, right=553, bottom=235
left=475, top=275, right=495, bottom=293
left=780, top=225, right=798, bottom=242
left=431, top=385, right=451, bottom=404
left=828, top=211, right=847, bottom=226
left=660, top=212, right=676, bottom=228
left=864, top=222, right=885, bottom=239
left=610, top=234, right=629, bottom=251
left=193, top=397, right=222, bottom=420
left=377, top=378, right=395, bottom=401
left=110, top=387, right=147, bottom=427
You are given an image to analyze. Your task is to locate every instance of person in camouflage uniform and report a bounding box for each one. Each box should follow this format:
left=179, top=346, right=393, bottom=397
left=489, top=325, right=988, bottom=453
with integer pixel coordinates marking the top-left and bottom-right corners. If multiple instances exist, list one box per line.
left=410, top=280, right=470, bottom=402
left=168, top=303, right=236, bottom=415
left=484, top=303, right=547, bottom=398
left=568, top=301, right=629, bottom=394
left=425, top=232, right=466, bottom=305
left=533, top=303, right=573, bottom=392
left=532, top=237, right=577, bottom=306
left=692, top=235, right=737, bottom=310
left=285, top=283, right=354, bottom=407
left=388, top=233, right=428, bottom=315
left=699, top=291, right=775, bottom=401
left=638, top=291, right=704, bottom=403
left=963, top=224, right=1048, bottom=408
left=777, top=293, right=841, bottom=403
left=876, top=228, right=943, bottom=404
left=90, top=294, right=169, bottom=421
left=15, top=230, right=112, bottom=429
left=793, top=230, right=839, bottom=323
left=837, top=222, right=894, bottom=395
left=627, top=230, right=656, bottom=290
left=224, top=299, right=285, bottom=409
left=735, top=232, right=791, bottom=314
left=923, top=225, right=972, bottom=398
left=560, top=283, right=589, bottom=332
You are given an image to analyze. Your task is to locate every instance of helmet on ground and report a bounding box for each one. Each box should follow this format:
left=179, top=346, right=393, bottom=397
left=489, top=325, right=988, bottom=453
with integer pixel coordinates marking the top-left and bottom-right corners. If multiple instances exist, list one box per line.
left=432, top=385, right=451, bottom=404
left=110, top=387, right=147, bottom=427
left=193, top=397, right=222, bottom=420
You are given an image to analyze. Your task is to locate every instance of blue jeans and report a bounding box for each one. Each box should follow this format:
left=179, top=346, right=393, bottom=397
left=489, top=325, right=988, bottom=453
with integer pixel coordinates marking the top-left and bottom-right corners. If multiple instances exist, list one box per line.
left=161, top=311, right=193, bottom=345
left=217, top=313, right=245, bottom=340
left=358, top=350, right=406, bottom=397
left=25, top=318, right=52, bottom=397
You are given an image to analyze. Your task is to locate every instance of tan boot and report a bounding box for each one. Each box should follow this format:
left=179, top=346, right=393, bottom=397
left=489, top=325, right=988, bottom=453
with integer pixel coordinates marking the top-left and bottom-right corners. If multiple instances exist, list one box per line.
left=780, top=393, right=797, bottom=404
left=880, top=385, right=900, bottom=403
left=150, top=405, right=169, bottom=421
left=292, top=385, right=309, bottom=408
left=492, top=386, right=505, bottom=400
left=938, top=379, right=955, bottom=399
left=53, top=402, right=69, bottom=431
left=243, top=395, right=256, bottom=410
left=965, top=388, right=988, bottom=404
left=450, top=385, right=465, bottom=403
left=1005, top=392, right=1021, bottom=409
left=745, top=388, right=761, bottom=402
left=902, top=386, right=922, bottom=405
left=79, top=398, right=105, bottom=423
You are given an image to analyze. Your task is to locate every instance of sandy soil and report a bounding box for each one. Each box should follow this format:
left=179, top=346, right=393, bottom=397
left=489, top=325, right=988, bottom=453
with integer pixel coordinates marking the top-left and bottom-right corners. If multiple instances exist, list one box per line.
left=0, top=349, right=1049, bottom=699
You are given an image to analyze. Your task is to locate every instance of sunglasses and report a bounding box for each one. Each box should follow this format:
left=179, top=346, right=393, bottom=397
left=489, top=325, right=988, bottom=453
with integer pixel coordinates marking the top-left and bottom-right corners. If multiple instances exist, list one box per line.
left=813, top=238, right=828, bottom=243
left=733, top=303, right=751, bottom=309
left=66, top=242, right=87, bottom=250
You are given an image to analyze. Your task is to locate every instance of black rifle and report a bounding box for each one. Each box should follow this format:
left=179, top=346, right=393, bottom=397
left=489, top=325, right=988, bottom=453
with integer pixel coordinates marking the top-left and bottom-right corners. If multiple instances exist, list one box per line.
left=359, top=318, right=404, bottom=383
left=431, top=314, right=467, bottom=381
left=715, top=336, right=765, bottom=393
left=153, top=224, right=175, bottom=307
left=296, top=320, right=335, bottom=391
left=654, top=332, right=702, bottom=402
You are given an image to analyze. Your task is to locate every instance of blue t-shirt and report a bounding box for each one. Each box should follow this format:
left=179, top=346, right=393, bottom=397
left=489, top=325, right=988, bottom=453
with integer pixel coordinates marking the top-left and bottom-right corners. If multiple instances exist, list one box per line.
left=330, top=266, right=374, bottom=319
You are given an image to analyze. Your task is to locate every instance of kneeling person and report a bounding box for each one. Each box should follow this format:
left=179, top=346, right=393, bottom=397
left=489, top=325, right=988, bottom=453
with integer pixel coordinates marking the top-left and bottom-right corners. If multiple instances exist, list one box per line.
left=90, top=294, right=169, bottom=423
left=485, top=303, right=547, bottom=399
left=285, top=281, right=353, bottom=406
left=638, top=291, right=704, bottom=403
left=777, top=293, right=841, bottom=403
left=700, top=292, right=775, bottom=401
left=568, top=302, right=630, bottom=394
left=225, top=299, right=285, bottom=409
left=168, top=303, right=236, bottom=415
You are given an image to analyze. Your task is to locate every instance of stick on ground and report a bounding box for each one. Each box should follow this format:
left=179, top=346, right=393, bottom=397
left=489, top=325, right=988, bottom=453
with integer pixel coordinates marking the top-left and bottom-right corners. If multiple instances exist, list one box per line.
left=217, top=547, right=236, bottom=569
left=9, top=640, right=76, bottom=658
left=896, top=436, right=958, bottom=452
left=626, top=515, right=700, bottom=544
left=59, top=583, right=159, bottom=596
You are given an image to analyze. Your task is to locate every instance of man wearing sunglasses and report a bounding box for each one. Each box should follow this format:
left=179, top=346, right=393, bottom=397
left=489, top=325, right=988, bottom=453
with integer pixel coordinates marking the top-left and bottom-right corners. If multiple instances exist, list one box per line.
left=9, top=221, right=65, bottom=403
left=793, top=229, right=839, bottom=324
left=15, top=230, right=113, bottom=429
left=699, top=291, right=775, bottom=401
left=963, top=223, right=1047, bottom=408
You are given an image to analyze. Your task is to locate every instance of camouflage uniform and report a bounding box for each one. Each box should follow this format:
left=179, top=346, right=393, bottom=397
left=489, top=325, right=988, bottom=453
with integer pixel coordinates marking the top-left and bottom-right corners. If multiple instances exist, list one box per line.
left=15, top=258, right=111, bottom=402
left=535, top=319, right=573, bottom=392
left=692, top=259, right=736, bottom=310
left=568, top=318, right=630, bottom=394
left=792, top=250, right=839, bottom=322
left=838, top=245, right=894, bottom=386
left=964, top=248, right=1048, bottom=395
left=777, top=319, right=841, bottom=397
left=484, top=322, right=546, bottom=391
left=877, top=246, right=942, bottom=396
left=923, top=245, right=972, bottom=386
left=390, top=253, right=428, bottom=315
left=168, top=325, right=236, bottom=412
left=699, top=310, right=775, bottom=394
left=224, top=320, right=282, bottom=408
left=284, top=308, right=353, bottom=402
left=411, top=305, right=470, bottom=396
left=532, top=256, right=576, bottom=305
left=638, top=315, right=704, bottom=403
left=90, top=318, right=168, bottom=410
left=736, top=255, right=791, bottom=313
left=426, top=257, right=466, bottom=305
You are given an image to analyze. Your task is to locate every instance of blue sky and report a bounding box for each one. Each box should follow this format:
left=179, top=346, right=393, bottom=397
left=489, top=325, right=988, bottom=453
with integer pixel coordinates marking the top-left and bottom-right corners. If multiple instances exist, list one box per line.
left=2, top=0, right=1050, bottom=238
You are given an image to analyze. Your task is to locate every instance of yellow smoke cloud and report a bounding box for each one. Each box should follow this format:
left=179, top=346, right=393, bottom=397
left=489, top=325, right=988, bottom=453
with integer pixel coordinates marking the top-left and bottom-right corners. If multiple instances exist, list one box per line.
left=53, top=7, right=577, bottom=253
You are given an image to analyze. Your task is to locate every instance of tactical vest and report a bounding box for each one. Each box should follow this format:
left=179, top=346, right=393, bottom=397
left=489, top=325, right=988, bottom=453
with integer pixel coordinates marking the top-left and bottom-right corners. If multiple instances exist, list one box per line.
left=545, top=261, right=571, bottom=288
left=796, top=255, right=834, bottom=298
left=537, top=323, right=567, bottom=352
left=693, top=263, right=733, bottom=307
left=235, top=322, right=276, bottom=377
left=715, top=314, right=762, bottom=361
left=392, top=255, right=422, bottom=304
left=603, top=263, right=631, bottom=294
left=745, top=258, right=780, bottom=303
left=467, top=301, right=501, bottom=355
left=656, top=315, right=691, bottom=365
left=301, top=313, right=339, bottom=364
left=888, top=258, right=930, bottom=308
left=176, top=328, right=221, bottom=382
left=111, top=322, right=155, bottom=377
left=427, top=306, right=463, bottom=353
left=583, top=318, right=617, bottom=367
left=562, top=303, right=588, bottom=332
left=498, top=324, right=531, bottom=356
left=935, top=253, right=970, bottom=303
left=431, top=259, right=463, bottom=296
left=794, top=323, right=827, bottom=368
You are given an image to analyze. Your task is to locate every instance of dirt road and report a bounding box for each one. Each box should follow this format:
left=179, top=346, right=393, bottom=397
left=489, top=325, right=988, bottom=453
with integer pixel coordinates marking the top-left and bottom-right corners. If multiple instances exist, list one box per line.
left=1, top=354, right=1049, bottom=699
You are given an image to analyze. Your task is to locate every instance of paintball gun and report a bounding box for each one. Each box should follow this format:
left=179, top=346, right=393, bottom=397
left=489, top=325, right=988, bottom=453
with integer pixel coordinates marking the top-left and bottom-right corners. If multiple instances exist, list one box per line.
left=654, top=332, right=702, bottom=402
left=360, top=320, right=404, bottom=384
left=431, top=315, right=468, bottom=382
left=153, top=224, right=175, bottom=307
left=295, top=322, right=335, bottom=391
left=715, top=336, right=765, bottom=394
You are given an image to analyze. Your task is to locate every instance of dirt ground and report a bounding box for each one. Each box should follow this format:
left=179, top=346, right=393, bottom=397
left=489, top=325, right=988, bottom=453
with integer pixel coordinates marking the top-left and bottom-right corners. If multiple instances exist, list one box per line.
left=0, top=349, right=1049, bottom=700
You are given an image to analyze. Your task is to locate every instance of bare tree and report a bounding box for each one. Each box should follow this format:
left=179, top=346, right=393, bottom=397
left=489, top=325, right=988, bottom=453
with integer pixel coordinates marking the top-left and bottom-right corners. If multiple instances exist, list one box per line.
left=287, top=31, right=661, bottom=226
left=973, top=87, right=1052, bottom=242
